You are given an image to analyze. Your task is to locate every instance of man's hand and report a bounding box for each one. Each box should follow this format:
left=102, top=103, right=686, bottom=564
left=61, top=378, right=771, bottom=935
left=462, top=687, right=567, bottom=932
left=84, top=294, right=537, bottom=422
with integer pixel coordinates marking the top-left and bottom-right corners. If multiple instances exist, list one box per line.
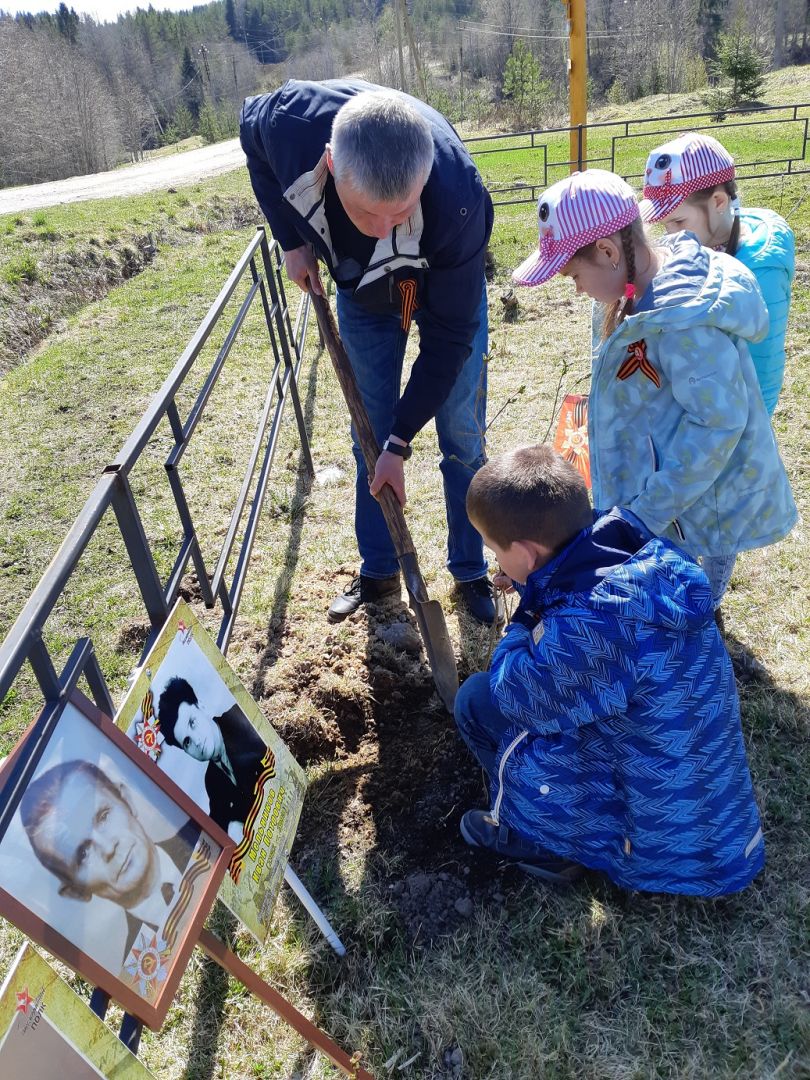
left=283, top=245, right=325, bottom=296
left=370, top=450, right=406, bottom=506
left=492, top=571, right=515, bottom=594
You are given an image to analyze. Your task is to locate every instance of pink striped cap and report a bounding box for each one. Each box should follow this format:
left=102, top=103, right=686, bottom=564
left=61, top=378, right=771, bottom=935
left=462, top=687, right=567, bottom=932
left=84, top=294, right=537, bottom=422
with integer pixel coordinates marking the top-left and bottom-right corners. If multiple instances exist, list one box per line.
left=512, top=169, right=640, bottom=287
left=640, top=133, right=735, bottom=223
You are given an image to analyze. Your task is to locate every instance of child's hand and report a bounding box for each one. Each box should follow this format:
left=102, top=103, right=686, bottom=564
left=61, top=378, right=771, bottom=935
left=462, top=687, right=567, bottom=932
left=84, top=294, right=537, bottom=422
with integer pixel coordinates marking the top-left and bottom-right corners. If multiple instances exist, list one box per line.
left=492, top=571, right=515, bottom=594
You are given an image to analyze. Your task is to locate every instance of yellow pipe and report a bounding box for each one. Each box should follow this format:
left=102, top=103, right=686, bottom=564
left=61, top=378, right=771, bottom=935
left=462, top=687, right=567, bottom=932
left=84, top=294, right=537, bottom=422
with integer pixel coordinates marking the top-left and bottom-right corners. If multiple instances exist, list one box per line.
left=566, top=0, right=588, bottom=171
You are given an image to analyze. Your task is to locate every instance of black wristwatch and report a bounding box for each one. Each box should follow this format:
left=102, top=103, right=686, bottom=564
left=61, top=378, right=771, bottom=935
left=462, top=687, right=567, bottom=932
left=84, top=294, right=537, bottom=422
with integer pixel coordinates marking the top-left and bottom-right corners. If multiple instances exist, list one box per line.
left=382, top=439, right=412, bottom=461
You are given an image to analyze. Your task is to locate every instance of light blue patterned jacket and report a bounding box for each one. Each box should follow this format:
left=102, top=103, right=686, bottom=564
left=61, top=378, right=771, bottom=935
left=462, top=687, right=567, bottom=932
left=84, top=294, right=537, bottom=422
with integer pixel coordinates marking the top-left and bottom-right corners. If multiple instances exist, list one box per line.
left=589, top=232, right=796, bottom=557
left=489, top=508, right=765, bottom=896
left=735, top=207, right=794, bottom=415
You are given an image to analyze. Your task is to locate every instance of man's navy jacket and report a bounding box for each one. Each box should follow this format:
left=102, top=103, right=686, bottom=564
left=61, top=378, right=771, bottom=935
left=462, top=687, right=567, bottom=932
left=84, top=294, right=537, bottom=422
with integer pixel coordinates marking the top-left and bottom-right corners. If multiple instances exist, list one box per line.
left=239, top=79, right=493, bottom=442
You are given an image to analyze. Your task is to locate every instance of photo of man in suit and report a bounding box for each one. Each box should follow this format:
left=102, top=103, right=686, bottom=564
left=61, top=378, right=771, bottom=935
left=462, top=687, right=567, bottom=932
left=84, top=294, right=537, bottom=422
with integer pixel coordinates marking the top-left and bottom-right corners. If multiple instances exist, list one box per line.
left=20, top=760, right=201, bottom=963
left=157, top=677, right=268, bottom=843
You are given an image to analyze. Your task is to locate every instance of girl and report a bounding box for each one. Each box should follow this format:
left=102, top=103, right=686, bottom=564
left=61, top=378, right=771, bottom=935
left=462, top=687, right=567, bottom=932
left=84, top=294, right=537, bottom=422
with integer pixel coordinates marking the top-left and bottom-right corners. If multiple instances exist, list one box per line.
left=511, top=169, right=796, bottom=612
left=641, top=132, right=795, bottom=416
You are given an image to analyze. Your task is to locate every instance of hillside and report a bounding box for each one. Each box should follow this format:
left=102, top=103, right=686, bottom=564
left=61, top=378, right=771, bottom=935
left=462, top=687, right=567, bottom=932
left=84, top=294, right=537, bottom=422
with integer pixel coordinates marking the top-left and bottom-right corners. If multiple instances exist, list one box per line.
left=0, top=68, right=808, bottom=1078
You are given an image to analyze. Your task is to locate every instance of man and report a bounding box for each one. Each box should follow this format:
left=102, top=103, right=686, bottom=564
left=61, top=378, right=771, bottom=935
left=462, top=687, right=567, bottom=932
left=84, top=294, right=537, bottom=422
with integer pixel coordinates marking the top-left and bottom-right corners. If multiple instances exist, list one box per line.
left=20, top=760, right=201, bottom=962
left=240, top=80, right=497, bottom=623
left=157, top=676, right=267, bottom=843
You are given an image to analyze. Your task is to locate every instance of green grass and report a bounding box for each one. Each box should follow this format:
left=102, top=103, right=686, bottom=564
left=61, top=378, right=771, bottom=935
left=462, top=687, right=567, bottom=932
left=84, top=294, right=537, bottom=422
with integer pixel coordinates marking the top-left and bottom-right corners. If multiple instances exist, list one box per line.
left=0, top=174, right=261, bottom=371
left=0, top=79, right=809, bottom=1079
left=470, top=64, right=810, bottom=196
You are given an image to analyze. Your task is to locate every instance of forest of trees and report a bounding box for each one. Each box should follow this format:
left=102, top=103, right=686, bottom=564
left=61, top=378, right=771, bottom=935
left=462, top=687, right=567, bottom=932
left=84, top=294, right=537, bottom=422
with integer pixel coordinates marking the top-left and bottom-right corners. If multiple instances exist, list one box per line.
left=1, top=0, right=808, bottom=188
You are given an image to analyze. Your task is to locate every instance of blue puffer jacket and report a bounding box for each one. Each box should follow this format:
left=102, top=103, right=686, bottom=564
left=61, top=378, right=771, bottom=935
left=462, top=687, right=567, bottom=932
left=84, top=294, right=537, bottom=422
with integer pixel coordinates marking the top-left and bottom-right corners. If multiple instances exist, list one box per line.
left=589, top=232, right=797, bottom=557
left=489, top=508, right=765, bottom=896
left=735, top=207, right=795, bottom=415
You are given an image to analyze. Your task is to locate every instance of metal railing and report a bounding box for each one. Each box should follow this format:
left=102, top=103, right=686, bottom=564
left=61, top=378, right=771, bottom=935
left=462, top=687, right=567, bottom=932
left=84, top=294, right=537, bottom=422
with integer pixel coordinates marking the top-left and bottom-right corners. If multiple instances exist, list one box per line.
left=466, top=101, right=810, bottom=206
left=0, top=227, right=312, bottom=709
left=0, top=226, right=315, bottom=1046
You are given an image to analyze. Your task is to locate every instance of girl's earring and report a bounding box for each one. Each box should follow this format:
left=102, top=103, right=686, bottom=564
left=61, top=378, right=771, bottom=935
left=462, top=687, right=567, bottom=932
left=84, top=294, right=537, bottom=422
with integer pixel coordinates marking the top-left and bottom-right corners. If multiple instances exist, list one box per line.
left=612, top=263, right=618, bottom=271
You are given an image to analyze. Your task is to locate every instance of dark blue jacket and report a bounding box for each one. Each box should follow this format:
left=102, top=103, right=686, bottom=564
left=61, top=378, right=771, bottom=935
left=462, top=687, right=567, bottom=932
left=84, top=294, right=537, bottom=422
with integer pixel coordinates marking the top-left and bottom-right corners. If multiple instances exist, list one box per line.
left=489, top=508, right=764, bottom=896
left=240, top=80, right=493, bottom=442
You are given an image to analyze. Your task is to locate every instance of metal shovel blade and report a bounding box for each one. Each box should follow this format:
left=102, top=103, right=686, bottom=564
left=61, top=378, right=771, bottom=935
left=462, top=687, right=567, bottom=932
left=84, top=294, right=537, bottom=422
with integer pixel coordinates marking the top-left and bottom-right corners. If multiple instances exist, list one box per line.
left=309, top=291, right=460, bottom=711
left=399, top=553, right=459, bottom=712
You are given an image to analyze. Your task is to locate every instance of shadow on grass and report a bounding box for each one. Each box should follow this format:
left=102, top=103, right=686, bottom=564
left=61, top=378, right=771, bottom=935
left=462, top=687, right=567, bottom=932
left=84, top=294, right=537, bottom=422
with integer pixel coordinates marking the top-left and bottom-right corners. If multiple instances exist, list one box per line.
left=250, top=345, right=321, bottom=698
left=186, top=903, right=237, bottom=1080
left=184, top=347, right=322, bottom=1077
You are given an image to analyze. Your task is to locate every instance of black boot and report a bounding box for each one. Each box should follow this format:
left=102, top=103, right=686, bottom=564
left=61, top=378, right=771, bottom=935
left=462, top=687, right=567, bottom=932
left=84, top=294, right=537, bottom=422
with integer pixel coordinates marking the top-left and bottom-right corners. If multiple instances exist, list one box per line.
left=455, top=576, right=502, bottom=624
left=327, top=574, right=401, bottom=623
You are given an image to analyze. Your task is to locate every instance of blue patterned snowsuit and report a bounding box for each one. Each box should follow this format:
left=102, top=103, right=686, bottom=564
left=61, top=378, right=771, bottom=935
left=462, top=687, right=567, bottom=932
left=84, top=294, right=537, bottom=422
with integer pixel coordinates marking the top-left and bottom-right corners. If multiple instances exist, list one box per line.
left=589, top=232, right=796, bottom=558
left=456, top=508, right=765, bottom=896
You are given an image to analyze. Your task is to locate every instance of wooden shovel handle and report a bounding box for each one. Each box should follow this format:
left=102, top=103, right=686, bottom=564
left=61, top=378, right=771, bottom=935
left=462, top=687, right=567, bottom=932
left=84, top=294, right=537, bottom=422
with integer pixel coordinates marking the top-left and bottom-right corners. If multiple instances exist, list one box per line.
left=311, top=292, right=414, bottom=558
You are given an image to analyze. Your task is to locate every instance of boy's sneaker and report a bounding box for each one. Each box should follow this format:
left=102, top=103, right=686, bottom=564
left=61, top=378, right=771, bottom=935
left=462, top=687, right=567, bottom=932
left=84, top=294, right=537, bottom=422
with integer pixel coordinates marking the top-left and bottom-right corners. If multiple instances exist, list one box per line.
left=459, top=810, right=584, bottom=884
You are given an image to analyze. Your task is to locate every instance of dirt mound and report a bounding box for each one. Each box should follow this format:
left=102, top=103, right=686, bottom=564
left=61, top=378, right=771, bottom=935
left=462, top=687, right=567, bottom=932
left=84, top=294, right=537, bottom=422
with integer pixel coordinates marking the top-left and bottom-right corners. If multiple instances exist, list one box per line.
left=238, top=570, right=533, bottom=946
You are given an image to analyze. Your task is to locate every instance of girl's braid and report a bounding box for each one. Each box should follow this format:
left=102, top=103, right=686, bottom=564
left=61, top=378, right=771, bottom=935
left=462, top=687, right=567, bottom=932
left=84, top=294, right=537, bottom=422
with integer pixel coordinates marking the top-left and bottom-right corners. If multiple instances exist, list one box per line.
left=620, top=224, right=636, bottom=320
left=602, top=223, right=638, bottom=338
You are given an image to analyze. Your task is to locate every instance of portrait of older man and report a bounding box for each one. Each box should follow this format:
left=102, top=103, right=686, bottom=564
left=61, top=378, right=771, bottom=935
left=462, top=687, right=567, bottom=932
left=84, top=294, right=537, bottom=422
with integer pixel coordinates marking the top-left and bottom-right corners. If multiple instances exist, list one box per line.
left=240, top=80, right=497, bottom=624
left=19, top=760, right=200, bottom=965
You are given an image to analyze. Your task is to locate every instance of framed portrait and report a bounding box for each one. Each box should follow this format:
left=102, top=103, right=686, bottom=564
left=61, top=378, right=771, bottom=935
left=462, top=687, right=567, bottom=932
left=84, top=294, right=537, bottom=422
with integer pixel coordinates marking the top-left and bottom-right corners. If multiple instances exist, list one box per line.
left=115, top=600, right=307, bottom=943
left=0, top=689, right=233, bottom=1029
left=0, top=943, right=156, bottom=1078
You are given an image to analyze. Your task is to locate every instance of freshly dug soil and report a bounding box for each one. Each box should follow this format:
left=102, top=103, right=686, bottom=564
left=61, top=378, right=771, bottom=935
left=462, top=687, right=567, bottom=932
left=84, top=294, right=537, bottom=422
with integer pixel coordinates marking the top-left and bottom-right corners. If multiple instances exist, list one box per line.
left=240, top=569, right=533, bottom=946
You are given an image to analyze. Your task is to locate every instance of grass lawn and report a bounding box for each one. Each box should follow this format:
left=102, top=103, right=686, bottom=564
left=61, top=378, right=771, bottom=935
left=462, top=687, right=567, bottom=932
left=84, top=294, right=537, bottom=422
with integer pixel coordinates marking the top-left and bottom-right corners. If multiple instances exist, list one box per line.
left=0, top=81, right=808, bottom=1079
left=468, top=64, right=810, bottom=199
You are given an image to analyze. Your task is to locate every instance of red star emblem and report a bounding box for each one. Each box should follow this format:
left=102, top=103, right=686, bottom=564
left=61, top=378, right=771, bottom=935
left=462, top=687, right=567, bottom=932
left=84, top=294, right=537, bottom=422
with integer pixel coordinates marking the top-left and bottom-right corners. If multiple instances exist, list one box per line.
left=16, top=988, right=33, bottom=1014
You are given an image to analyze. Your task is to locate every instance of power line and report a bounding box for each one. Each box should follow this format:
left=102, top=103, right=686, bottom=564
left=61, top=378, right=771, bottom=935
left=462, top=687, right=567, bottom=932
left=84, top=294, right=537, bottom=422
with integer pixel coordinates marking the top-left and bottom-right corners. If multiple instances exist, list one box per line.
left=459, top=24, right=568, bottom=40
left=459, top=20, right=648, bottom=40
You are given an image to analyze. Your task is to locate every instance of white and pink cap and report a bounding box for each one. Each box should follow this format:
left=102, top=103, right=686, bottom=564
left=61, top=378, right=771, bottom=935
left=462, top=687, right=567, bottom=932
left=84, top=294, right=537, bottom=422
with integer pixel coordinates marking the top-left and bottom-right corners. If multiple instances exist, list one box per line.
left=512, top=169, right=640, bottom=287
left=640, top=133, right=735, bottom=223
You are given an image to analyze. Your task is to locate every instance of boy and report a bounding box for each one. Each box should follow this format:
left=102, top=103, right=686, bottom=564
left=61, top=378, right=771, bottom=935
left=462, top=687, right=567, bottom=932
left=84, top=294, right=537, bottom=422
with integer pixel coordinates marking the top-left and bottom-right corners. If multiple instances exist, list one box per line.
left=456, top=444, right=765, bottom=896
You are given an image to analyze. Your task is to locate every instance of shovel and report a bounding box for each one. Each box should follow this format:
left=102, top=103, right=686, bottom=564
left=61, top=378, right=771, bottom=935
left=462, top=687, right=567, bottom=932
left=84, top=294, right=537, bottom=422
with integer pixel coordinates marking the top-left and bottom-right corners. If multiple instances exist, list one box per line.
left=310, top=291, right=459, bottom=712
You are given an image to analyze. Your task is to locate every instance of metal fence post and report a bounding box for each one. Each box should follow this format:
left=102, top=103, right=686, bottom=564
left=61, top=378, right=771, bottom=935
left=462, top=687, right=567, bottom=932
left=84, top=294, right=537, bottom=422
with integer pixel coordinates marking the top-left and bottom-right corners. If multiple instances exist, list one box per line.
left=108, top=470, right=170, bottom=630
left=259, top=230, right=315, bottom=480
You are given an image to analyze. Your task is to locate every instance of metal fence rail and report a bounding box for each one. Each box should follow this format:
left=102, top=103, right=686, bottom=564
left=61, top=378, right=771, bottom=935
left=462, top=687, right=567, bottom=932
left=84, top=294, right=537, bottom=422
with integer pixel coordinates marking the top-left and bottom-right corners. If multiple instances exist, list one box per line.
left=0, top=227, right=312, bottom=709
left=0, top=225, right=315, bottom=1047
left=466, top=101, right=810, bottom=206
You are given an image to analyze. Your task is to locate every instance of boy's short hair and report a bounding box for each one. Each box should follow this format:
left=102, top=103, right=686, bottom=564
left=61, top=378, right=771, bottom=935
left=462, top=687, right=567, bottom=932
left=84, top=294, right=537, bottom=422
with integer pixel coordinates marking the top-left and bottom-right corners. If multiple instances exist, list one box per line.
left=467, top=444, right=592, bottom=551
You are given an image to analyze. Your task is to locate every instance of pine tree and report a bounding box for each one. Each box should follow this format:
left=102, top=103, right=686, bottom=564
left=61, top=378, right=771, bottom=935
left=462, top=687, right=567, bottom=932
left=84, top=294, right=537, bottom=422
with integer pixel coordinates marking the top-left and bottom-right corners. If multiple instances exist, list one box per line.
left=198, top=101, right=220, bottom=143
left=502, top=40, right=550, bottom=129
left=180, top=45, right=204, bottom=122
left=713, top=21, right=766, bottom=103
left=696, top=0, right=728, bottom=60
left=55, top=2, right=79, bottom=44
left=165, top=103, right=196, bottom=143
left=225, top=0, right=239, bottom=39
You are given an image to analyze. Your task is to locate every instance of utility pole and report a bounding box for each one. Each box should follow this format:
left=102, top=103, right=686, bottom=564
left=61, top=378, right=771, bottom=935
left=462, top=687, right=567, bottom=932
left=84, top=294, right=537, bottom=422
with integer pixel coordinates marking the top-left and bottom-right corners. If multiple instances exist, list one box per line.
left=562, top=0, right=587, bottom=171
left=199, top=42, right=212, bottom=95
left=394, top=0, right=406, bottom=92
left=459, top=38, right=464, bottom=120
left=401, top=0, right=428, bottom=99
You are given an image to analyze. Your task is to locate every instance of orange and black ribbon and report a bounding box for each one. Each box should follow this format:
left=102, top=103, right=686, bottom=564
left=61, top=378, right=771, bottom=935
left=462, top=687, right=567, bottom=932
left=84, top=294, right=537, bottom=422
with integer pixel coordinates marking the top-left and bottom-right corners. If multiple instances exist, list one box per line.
left=617, top=339, right=661, bottom=388
left=163, top=839, right=212, bottom=949
left=228, top=747, right=277, bottom=883
left=397, top=278, right=419, bottom=331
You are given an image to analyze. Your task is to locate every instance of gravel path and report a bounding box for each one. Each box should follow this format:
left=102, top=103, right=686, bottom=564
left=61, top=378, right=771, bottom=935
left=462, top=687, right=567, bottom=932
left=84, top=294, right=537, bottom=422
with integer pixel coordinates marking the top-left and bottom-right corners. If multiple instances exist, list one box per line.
left=0, top=138, right=245, bottom=214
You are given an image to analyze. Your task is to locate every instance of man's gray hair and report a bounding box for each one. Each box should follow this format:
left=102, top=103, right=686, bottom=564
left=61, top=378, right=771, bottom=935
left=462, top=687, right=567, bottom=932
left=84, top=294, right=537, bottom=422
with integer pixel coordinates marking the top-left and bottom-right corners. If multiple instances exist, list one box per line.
left=330, top=91, right=434, bottom=202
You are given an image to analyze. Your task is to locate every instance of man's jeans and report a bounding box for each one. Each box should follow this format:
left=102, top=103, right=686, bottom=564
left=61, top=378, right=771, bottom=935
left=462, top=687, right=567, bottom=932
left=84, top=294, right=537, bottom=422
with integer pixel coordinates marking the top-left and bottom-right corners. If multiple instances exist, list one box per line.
left=336, top=285, right=488, bottom=582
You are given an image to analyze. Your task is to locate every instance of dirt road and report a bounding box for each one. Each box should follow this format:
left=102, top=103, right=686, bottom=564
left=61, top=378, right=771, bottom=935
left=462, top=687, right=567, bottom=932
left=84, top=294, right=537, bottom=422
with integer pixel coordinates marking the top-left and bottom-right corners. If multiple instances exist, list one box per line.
left=0, top=138, right=245, bottom=215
